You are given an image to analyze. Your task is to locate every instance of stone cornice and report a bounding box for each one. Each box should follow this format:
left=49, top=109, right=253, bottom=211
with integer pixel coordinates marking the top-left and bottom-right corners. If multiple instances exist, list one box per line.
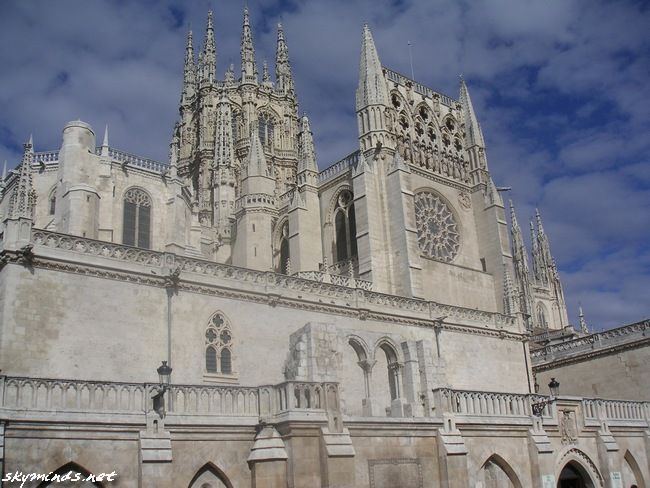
left=16, top=229, right=524, bottom=340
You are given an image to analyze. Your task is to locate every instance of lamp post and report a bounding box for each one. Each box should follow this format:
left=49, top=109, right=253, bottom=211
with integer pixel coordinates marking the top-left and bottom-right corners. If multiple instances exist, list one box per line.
left=152, top=361, right=172, bottom=418
left=531, top=378, right=560, bottom=417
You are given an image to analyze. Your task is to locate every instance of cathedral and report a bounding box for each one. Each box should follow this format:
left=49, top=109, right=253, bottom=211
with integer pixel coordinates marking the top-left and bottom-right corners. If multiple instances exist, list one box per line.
left=0, top=8, right=647, bottom=488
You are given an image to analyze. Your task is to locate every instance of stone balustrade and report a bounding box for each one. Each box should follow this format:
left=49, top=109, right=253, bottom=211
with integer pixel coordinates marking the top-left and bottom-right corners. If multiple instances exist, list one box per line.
left=531, top=319, right=649, bottom=364
left=384, top=67, right=456, bottom=108
left=432, top=388, right=552, bottom=419
left=107, top=147, right=168, bottom=173
left=318, top=151, right=359, bottom=184
left=31, top=229, right=517, bottom=330
left=0, top=376, right=338, bottom=419
left=582, top=398, right=650, bottom=424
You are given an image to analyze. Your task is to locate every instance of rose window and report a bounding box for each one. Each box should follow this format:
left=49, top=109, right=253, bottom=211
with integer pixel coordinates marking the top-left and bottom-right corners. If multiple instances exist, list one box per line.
left=414, top=192, right=460, bottom=262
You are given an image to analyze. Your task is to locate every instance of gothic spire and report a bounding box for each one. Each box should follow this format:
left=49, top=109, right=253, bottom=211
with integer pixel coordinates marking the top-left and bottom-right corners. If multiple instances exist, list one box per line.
left=241, top=7, right=258, bottom=83
left=502, top=262, right=519, bottom=316
left=181, top=30, right=196, bottom=104
left=200, top=11, right=216, bottom=84
left=356, top=24, right=389, bottom=111
left=9, top=137, right=36, bottom=220
left=214, top=93, right=234, bottom=168
left=509, top=201, right=529, bottom=273
left=578, top=306, right=589, bottom=334
left=459, top=78, right=485, bottom=148
left=275, top=23, right=294, bottom=94
left=298, top=116, right=317, bottom=173
left=247, top=125, right=268, bottom=177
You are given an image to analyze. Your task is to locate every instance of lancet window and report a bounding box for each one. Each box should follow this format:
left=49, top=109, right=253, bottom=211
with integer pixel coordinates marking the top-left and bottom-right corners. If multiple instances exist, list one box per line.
left=122, top=187, right=151, bottom=249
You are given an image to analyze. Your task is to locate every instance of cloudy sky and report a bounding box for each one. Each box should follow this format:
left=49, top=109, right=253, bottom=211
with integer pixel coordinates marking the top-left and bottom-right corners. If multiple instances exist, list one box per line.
left=0, top=0, right=648, bottom=330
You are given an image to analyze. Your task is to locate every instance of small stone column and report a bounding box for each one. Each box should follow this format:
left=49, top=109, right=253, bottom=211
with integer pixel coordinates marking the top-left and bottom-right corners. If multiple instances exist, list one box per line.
left=359, top=359, right=376, bottom=416
left=248, top=425, right=288, bottom=488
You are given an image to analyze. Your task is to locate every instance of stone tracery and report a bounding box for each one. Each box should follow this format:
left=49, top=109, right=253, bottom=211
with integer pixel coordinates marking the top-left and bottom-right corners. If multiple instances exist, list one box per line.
left=414, top=191, right=460, bottom=262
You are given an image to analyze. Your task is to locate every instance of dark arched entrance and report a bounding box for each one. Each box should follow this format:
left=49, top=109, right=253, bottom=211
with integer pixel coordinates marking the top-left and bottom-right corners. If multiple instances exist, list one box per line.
left=558, top=461, right=596, bottom=488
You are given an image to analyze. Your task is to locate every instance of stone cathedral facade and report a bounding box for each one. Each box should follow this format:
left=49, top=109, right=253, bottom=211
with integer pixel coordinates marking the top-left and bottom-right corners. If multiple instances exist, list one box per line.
left=0, top=8, right=648, bottom=488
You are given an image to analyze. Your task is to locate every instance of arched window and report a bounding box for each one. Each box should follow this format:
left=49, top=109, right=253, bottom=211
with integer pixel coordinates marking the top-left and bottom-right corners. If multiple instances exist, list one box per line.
left=334, top=189, right=357, bottom=263
left=536, top=302, right=548, bottom=329
left=48, top=189, right=56, bottom=216
left=278, top=221, right=290, bottom=274
left=205, top=312, right=234, bottom=376
left=122, top=188, right=151, bottom=249
left=231, top=111, right=241, bottom=141
left=258, top=113, right=274, bottom=148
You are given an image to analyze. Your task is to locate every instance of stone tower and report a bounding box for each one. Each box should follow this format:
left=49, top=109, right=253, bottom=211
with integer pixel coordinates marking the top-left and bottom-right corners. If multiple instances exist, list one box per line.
left=169, top=9, right=302, bottom=266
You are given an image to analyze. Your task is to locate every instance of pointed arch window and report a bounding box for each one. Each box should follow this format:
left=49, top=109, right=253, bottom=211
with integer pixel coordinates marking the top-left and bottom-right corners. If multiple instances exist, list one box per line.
left=48, top=190, right=56, bottom=215
left=122, top=188, right=151, bottom=249
left=205, top=312, right=235, bottom=378
left=278, top=221, right=290, bottom=274
left=536, top=302, right=548, bottom=328
left=258, top=113, right=274, bottom=148
left=334, top=189, right=357, bottom=263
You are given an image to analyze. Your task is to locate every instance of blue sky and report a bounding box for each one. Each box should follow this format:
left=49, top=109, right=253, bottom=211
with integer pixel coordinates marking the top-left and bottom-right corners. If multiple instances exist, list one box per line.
left=0, top=0, right=648, bottom=330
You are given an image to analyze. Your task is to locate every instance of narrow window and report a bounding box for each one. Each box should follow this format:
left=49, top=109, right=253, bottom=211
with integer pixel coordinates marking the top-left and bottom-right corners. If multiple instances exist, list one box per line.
left=122, top=188, right=152, bottom=248
left=334, top=189, right=358, bottom=264
left=49, top=193, right=56, bottom=215
left=205, top=346, right=217, bottom=373
left=279, top=221, right=290, bottom=274
left=480, top=258, right=486, bottom=272
left=220, top=349, right=232, bottom=374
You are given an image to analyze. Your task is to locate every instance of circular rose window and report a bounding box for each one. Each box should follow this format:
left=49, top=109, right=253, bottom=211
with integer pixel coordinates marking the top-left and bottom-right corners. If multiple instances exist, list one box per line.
left=414, top=191, right=460, bottom=262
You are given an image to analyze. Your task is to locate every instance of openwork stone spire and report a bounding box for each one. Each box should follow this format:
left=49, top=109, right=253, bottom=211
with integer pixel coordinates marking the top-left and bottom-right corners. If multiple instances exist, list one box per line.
left=9, top=137, right=37, bottom=220
left=241, top=7, right=257, bottom=83
left=502, top=262, right=519, bottom=316
left=199, top=11, right=216, bottom=85
left=275, top=23, right=294, bottom=94
left=298, top=116, right=317, bottom=173
left=509, top=201, right=529, bottom=275
left=214, top=93, right=234, bottom=168
left=356, top=24, right=389, bottom=111
left=181, top=30, right=196, bottom=104
left=459, top=78, right=485, bottom=148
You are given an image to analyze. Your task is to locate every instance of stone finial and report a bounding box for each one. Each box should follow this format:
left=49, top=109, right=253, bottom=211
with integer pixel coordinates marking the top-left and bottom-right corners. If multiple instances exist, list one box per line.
left=240, top=6, right=258, bottom=83
left=578, top=306, right=589, bottom=334
left=181, top=30, right=196, bottom=103
left=275, top=22, right=294, bottom=94
left=200, top=10, right=216, bottom=84
left=297, top=115, right=317, bottom=174
left=355, top=24, right=389, bottom=111
left=8, top=137, right=37, bottom=220
left=262, top=60, right=272, bottom=87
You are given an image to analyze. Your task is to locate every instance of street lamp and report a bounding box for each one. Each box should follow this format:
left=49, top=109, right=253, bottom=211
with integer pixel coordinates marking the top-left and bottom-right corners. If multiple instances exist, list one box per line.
left=152, top=361, right=172, bottom=419
left=157, top=360, right=172, bottom=388
left=531, top=378, right=560, bottom=417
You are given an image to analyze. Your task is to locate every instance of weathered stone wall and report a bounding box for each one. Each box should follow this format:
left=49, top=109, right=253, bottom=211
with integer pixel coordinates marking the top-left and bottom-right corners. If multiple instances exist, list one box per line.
left=535, top=346, right=650, bottom=401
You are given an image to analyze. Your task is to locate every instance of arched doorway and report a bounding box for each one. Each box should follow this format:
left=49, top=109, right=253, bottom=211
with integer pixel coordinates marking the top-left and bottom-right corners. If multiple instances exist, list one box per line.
left=38, top=462, right=103, bottom=487
left=188, top=463, right=233, bottom=488
left=558, top=461, right=596, bottom=488
left=478, top=454, right=522, bottom=488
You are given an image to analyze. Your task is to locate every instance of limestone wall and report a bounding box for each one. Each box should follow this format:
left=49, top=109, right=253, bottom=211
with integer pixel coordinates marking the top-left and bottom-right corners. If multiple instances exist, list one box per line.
left=535, top=346, right=650, bottom=401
